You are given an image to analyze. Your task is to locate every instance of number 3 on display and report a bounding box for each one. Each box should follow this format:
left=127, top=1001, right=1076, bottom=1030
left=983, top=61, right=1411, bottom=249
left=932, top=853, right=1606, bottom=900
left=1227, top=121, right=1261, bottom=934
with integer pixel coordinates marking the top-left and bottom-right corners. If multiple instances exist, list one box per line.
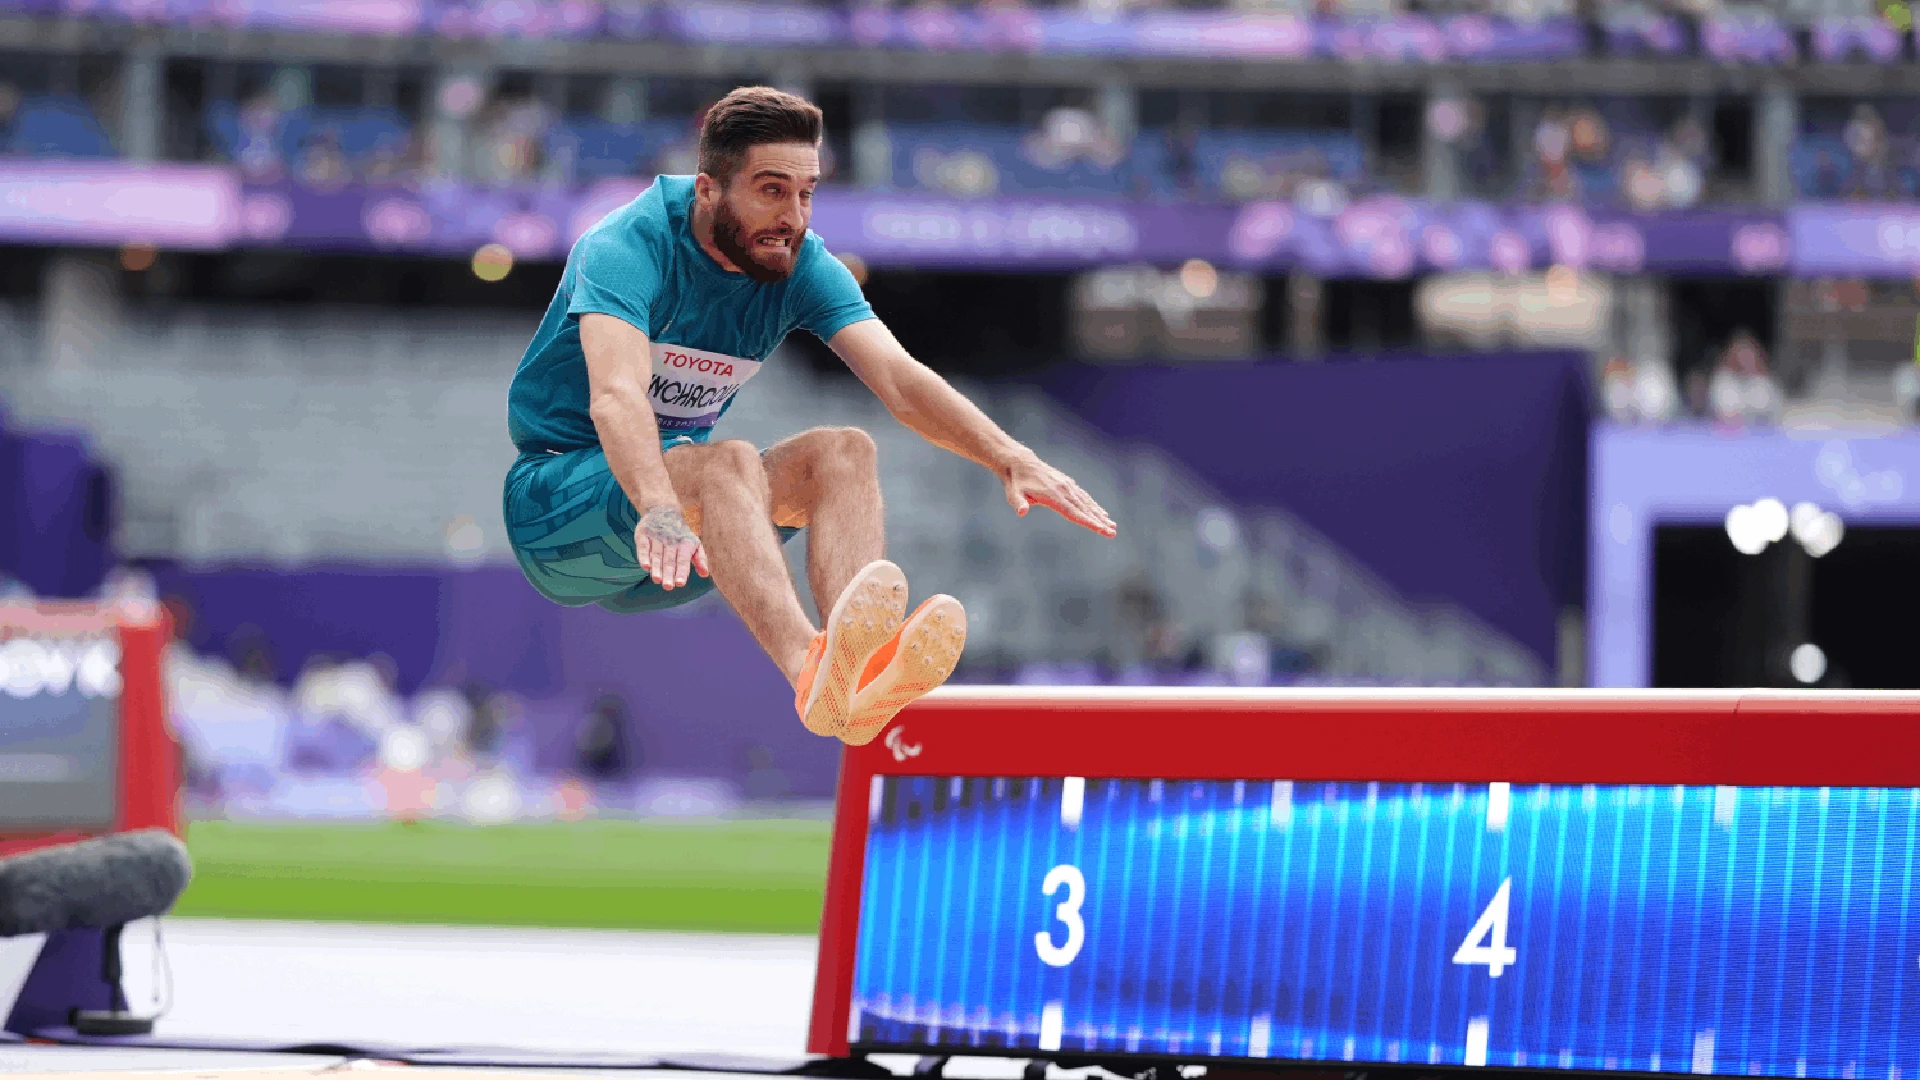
left=1035, top=864, right=1086, bottom=967
left=1453, top=877, right=1517, bottom=977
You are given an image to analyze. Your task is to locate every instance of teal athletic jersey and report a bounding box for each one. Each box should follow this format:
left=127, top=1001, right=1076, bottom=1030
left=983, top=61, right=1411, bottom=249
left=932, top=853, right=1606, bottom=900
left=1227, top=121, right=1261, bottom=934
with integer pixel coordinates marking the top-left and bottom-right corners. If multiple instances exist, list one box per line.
left=503, top=174, right=873, bottom=614
left=507, top=174, right=875, bottom=454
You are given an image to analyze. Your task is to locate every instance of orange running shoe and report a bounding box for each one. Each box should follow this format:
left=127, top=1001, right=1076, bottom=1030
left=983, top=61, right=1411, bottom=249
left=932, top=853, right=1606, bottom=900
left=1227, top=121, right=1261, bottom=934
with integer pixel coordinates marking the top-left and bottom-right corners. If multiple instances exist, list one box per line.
left=840, top=594, right=966, bottom=747
left=794, top=560, right=909, bottom=738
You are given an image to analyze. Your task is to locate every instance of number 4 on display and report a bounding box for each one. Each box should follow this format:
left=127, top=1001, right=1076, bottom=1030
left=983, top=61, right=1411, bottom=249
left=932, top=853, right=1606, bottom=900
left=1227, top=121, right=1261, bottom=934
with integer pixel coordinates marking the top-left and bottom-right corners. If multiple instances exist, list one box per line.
left=1453, top=878, right=1517, bottom=977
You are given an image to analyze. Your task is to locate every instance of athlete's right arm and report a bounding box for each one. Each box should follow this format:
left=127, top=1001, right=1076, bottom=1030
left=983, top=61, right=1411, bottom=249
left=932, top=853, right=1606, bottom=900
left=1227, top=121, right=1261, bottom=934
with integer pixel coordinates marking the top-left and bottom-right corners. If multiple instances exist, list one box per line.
left=580, top=312, right=707, bottom=590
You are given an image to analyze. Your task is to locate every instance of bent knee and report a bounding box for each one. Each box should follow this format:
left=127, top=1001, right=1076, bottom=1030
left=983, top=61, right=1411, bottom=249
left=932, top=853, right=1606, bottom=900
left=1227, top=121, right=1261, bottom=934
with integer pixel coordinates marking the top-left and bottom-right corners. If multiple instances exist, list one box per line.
left=686, top=439, right=768, bottom=501
left=708, top=438, right=764, bottom=476
left=807, top=426, right=877, bottom=472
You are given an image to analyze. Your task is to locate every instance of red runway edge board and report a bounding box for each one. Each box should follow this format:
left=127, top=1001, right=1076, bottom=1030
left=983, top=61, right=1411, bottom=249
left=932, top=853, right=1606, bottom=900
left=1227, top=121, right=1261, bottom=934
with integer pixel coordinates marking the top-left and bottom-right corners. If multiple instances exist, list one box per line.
left=805, top=687, right=1920, bottom=1057
left=0, top=603, right=180, bottom=858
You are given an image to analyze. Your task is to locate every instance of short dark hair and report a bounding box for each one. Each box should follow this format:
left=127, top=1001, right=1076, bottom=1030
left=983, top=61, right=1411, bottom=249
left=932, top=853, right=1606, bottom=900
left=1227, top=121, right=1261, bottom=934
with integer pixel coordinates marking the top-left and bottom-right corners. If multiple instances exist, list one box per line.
left=698, top=87, right=823, bottom=183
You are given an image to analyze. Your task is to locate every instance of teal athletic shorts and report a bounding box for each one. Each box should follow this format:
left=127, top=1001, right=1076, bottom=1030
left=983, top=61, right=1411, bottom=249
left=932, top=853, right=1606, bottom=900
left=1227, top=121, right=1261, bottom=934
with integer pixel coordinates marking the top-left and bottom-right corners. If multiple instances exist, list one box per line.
left=503, top=440, right=801, bottom=615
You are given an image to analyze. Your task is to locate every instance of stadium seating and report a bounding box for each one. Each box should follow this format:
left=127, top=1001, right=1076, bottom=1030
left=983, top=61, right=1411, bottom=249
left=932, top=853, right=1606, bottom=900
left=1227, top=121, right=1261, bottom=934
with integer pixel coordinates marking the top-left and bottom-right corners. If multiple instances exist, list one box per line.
left=5, top=94, right=116, bottom=158
left=885, top=121, right=1134, bottom=199
left=1790, top=100, right=1920, bottom=199
left=543, top=118, right=685, bottom=183
left=876, top=121, right=1369, bottom=202
left=0, top=300, right=1541, bottom=685
left=1131, top=128, right=1367, bottom=201
left=205, top=103, right=414, bottom=180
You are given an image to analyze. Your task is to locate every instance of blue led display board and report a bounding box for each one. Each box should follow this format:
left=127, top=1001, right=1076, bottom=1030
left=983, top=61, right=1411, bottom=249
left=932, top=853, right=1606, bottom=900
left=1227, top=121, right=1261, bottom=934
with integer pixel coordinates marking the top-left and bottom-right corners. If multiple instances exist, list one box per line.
left=851, top=776, right=1920, bottom=1078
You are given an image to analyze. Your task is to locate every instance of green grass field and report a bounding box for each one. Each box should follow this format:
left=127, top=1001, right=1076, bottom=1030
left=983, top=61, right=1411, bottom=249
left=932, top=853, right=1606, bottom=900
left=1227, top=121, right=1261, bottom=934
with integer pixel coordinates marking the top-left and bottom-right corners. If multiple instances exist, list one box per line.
left=174, top=818, right=833, bottom=934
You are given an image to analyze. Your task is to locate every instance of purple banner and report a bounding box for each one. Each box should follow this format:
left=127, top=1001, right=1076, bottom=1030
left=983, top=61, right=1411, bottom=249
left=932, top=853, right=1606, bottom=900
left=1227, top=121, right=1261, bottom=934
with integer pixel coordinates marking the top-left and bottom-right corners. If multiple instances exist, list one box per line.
left=1701, top=13, right=1797, bottom=64
left=0, top=160, right=239, bottom=247
left=43, top=0, right=424, bottom=33
left=242, top=183, right=1806, bottom=277
left=227, top=179, right=1794, bottom=276
left=658, top=0, right=842, bottom=46
left=15, top=0, right=1910, bottom=64
left=1221, top=198, right=1789, bottom=277
left=14, top=162, right=1920, bottom=278
left=0, top=0, right=1592, bottom=62
left=1602, top=12, right=1687, bottom=57
left=809, top=193, right=1243, bottom=268
left=1811, top=16, right=1905, bottom=63
left=1788, top=203, right=1920, bottom=274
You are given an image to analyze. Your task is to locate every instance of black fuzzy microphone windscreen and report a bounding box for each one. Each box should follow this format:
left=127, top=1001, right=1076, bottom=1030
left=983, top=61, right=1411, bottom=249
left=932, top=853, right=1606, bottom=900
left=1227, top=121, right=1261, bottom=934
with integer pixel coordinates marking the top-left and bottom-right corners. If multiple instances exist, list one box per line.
left=0, top=829, right=193, bottom=936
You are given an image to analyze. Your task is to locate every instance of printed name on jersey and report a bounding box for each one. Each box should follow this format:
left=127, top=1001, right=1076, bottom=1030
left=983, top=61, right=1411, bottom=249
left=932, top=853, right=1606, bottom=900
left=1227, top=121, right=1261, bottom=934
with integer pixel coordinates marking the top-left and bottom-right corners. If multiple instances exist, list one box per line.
left=646, top=342, right=761, bottom=431
left=648, top=374, right=734, bottom=412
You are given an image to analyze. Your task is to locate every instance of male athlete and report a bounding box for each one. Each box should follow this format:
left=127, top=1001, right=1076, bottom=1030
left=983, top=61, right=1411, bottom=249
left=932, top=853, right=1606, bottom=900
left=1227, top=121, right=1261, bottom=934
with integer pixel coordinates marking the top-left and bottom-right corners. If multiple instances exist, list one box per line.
left=504, top=87, right=1116, bottom=746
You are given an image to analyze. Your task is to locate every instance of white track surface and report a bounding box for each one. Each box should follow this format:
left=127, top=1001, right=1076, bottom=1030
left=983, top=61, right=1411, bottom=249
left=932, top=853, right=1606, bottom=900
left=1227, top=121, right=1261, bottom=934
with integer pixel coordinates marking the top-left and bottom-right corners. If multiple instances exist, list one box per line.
left=9, top=918, right=821, bottom=1072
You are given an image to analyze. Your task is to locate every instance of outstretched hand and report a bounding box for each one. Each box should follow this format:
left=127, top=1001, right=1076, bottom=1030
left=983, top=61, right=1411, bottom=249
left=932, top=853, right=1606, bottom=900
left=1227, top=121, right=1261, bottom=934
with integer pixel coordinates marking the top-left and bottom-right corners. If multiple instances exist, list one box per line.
left=1004, top=455, right=1117, bottom=538
left=635, top=505, right=709, bottom=589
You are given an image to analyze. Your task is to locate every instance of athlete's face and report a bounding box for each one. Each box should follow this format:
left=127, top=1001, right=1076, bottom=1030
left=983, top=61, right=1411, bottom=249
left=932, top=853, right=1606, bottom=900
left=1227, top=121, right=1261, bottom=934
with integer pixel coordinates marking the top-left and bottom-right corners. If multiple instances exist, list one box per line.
left=704, top=142, right=819, bottom=284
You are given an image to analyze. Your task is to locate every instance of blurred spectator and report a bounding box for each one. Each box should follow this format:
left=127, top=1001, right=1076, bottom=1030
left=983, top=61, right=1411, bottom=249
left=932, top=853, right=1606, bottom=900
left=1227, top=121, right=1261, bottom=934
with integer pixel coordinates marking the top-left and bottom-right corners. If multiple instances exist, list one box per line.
left=160, top=589, right=198, bottom=643
left=913, top=145, right=1000, bottom=197
left=574, top=692, right=635, bottom=780
left=410, top=685, right=475, bottom=767
left=363, top=131, right=418, bottom=186
left=0, top=83, right=19, bottom=141
left=1165, top=126, right=1200, bottom=195
left=1619, top=114, right=1705, bottom=210
left=1653, top=140, right=1704, bottom=208
left=1600, top=353, right=1681, bottom=423
left=1706, top=328, right=1780, bottom=425
left=461, top=679, right=510, bottom=761
left=1843, top=102, right=1891, bottom=198
left=1453, top=100, right=1505, bottom=194
left=95, top=567, right=159, bottom=618
left=1531, top=107, right=1578, bottom=200
left=166, top=642, right=286, bottom=804
left=1022, top=107, right=1126, bottom=172
left=1600, top=356, right=1635, bottom=419
left=1569, top=106, right=1611, bottom=164
left=474, top=95, right=553, bottom=185
left=1215, top=138, right=1350, bottom=207
left=1894, top=359, right=1920, bottom=421
left=295, top=127, right=352, bottom=191
left=225, top=623, right=278, bottom=684
left=1809, top=145, right=1846, bottom=197
left=295, top=654, right=407, bottom=742
left=234, top=92, right=288, bottom=183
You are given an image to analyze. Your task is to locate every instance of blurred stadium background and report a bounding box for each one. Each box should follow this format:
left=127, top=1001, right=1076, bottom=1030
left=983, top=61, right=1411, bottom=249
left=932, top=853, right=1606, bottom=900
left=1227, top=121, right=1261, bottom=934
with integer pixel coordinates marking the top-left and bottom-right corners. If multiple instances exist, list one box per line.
left=3, top=0, right=1920, bottom=935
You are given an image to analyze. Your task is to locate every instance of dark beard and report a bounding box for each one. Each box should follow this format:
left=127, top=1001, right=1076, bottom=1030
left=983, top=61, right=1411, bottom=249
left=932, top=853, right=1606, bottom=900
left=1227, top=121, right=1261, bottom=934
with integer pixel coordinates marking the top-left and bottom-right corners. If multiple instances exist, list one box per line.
left=711, top=197, right=801, bottom=284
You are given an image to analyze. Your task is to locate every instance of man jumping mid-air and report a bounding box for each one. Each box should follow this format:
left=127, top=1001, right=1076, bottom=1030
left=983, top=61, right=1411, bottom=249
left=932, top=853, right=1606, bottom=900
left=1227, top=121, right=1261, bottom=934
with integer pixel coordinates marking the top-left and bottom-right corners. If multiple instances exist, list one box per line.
left=504, top=87, right=1116, bottom=746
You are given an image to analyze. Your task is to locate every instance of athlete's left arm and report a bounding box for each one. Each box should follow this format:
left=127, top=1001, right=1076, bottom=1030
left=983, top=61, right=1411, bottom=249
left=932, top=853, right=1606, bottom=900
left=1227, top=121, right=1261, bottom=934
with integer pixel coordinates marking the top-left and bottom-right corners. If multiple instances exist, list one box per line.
left=829, top=319, right=1116, bottom=538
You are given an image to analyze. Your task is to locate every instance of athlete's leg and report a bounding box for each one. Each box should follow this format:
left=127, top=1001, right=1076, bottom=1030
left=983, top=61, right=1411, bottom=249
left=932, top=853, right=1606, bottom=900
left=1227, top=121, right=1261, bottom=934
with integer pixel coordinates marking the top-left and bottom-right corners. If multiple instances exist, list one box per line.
left=756, top=426, right=963, bottom=746
left=760, top=426, right=886, bottom=616
left=665, top=440, right=816, bottom=683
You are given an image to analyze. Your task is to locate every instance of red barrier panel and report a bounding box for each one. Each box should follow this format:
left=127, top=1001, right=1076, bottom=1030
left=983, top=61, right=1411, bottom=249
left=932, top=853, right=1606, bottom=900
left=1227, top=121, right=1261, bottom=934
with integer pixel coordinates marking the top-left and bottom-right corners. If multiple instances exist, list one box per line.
left=806, top=687, right=1920, bottom=1058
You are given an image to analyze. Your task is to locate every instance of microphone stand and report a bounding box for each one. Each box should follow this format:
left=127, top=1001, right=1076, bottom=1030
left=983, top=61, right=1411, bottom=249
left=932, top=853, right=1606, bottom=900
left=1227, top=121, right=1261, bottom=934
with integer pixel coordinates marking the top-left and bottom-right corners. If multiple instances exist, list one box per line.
left=72, top=923, right=156, bottom=1036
